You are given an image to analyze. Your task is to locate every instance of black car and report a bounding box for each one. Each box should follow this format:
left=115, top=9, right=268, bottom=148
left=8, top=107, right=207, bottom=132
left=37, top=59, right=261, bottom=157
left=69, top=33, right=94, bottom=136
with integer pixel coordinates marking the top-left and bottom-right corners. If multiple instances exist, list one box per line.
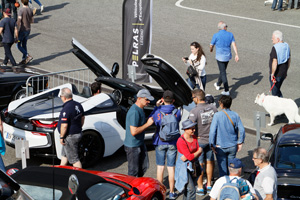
left=251, top=123, right=300, bottom=199
left=0, top=66, right=48, bottom=108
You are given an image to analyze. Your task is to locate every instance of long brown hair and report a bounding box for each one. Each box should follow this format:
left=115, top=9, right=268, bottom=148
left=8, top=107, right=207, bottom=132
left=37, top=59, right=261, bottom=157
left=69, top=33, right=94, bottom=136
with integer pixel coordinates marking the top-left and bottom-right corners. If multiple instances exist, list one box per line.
left=190, top=42, right=205, bottom=62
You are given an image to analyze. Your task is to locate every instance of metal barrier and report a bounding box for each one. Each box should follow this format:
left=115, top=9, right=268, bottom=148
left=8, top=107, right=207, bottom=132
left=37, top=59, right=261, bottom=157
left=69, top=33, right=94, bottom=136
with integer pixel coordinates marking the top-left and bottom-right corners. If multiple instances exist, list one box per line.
left=26, top=68, right=97, bottom=96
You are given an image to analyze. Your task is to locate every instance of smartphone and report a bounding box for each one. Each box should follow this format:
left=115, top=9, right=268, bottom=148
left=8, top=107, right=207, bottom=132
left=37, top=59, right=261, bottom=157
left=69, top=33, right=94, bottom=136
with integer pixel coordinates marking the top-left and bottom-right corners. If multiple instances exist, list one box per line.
left=184, top=57, right=189, bottom=60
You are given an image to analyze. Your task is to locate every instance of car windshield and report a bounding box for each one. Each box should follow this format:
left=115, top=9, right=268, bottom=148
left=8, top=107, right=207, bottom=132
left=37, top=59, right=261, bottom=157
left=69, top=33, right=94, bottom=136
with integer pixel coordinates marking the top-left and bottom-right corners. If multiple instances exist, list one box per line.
left=277, top=145, right=300, bottom=169
left=86, top=182, right=125, bottom=200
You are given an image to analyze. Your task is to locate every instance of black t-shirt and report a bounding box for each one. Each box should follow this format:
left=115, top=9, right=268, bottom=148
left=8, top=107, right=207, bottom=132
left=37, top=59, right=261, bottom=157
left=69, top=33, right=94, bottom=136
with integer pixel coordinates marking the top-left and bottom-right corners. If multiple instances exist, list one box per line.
left=57, top=100, right=84, bottom=135
left=269, top=46, right=289, bottom=78
left=0, top=17, right=16, bottom=43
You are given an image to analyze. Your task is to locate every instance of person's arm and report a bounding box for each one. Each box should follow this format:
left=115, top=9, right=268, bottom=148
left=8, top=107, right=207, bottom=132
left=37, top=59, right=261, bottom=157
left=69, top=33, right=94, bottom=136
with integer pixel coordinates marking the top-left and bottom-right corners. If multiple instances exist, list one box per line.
left=0, top=118, right=3, bottom=135
left=287, top=49, right=291, bottom=71
left=236, top=115, right=245, bottom=152
left=130, top=117, right=153, bottom=136
left=60, top=123, right=68, bottom=145
left=210, top=44, right=214, bottom=52
left=232, top=42, right=239, bottom=62
left=271, top=58, right=277, bottom=77
left=0, top=27, right=3, bottom=35
left=264, top=194, right=273, bottom=200
left=14, top=26, right=18, bottom=43
left=81, top=116, right=85, bottom=127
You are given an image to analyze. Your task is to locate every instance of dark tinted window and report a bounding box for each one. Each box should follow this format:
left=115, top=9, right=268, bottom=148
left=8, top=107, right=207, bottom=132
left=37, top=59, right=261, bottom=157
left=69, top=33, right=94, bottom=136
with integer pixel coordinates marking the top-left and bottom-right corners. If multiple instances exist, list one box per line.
left=277, top=145, right=300, bottom=169
left=86, top=182, right=125, bottom=200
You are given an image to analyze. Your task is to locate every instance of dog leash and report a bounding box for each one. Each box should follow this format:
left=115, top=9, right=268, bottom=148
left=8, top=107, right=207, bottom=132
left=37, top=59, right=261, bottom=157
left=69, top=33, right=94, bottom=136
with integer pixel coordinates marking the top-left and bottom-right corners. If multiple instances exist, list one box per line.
left=269, top=76, right=276, bottom=93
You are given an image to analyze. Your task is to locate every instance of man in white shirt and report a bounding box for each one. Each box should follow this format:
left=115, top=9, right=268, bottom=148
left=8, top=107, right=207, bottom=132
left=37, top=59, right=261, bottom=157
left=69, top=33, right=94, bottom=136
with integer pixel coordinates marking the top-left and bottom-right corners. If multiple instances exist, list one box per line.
left=210, top=158, right=257, bottom=200
left=252, top=147, right=277, bottom=200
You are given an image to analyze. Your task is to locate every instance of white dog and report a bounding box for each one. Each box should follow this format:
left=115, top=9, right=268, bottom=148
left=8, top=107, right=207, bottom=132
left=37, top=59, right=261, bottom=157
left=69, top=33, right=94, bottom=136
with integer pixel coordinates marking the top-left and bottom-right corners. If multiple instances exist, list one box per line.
left=255, top=93, right=300, bottom=126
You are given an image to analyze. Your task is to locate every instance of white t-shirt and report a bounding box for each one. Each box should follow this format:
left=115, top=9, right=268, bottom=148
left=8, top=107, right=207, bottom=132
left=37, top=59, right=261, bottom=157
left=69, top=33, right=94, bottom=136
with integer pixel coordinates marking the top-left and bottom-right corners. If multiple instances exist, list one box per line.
left=209, top=176, right=256, bottom=199
left=188, top=53, right=206, bottom=76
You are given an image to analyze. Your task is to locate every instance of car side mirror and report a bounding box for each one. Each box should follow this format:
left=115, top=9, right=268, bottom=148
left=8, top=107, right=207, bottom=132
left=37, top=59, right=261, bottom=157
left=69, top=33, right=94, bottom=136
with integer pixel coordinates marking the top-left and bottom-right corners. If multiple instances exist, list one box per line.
left=68, top=174, right=79, bottom=195
left=112, top=195, right=122, bottom=200
left=261, top=133, right=273, bottom=141
left=111, top=62, right=119, bottom=78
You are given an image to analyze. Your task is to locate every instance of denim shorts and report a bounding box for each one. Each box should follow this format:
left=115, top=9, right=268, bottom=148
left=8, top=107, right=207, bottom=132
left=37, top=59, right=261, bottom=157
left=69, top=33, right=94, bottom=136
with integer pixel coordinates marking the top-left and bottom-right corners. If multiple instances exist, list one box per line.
left=155, top=144, right=177, bottom=167
left=61, top=133, right=82, bottom=164
left=198, top=143, right=214, bottom=164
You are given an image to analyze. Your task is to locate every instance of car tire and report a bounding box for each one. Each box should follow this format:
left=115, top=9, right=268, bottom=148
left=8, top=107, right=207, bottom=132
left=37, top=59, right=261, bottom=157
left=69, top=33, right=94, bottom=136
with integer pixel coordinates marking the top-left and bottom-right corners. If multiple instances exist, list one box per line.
left=13, top=88, right=26, bottom=100
left=151, top=192, right=163, bottom=200
left=78, top=131, right=104, bottom=168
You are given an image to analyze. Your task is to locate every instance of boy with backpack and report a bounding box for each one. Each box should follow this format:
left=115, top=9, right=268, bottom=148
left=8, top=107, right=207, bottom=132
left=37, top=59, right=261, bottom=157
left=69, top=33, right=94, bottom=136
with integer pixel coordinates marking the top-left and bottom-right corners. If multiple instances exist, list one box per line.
left=151, top=90, right=181, bottom=199
left=209, top=158, right=258, bottom=200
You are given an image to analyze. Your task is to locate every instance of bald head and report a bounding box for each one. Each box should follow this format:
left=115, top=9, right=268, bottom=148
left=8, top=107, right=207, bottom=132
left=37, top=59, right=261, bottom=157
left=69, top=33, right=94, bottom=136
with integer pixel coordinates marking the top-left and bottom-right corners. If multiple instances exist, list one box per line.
left=218, top=21, right=227, bottom=30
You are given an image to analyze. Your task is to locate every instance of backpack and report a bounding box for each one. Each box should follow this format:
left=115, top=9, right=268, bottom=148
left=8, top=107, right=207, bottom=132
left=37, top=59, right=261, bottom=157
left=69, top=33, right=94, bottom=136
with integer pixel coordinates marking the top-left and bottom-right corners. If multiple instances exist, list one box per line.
left=217, top=176, right=253, bottom=200
left=159, top=109, right=180, bottom=142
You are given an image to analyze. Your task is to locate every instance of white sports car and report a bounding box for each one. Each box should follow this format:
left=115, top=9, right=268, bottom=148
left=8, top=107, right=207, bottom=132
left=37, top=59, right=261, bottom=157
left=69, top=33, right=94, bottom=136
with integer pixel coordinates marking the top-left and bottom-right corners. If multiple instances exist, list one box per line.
left=1, top=38, right=193, bottom=167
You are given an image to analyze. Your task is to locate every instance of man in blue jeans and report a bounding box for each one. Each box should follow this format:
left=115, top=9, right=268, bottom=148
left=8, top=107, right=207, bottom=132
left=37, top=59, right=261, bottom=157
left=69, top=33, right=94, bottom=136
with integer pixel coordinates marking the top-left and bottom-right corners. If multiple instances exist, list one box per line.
left=209, top=95, right=245, bottom=177
left=124, top=89, right=154, bottom=177
left=17, top=0, right=33, bottom=65
left=269, top=30, right=290, bottom=97
left=210, top=21, right=239, bottom=96
left=151, top=90, right=181, bottom=199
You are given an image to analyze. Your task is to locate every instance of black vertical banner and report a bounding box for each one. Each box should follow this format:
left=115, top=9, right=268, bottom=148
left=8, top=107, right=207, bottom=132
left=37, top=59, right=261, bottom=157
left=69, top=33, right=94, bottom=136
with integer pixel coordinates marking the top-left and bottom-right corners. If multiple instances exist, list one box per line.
left=122, top=0, right=152, bottom=82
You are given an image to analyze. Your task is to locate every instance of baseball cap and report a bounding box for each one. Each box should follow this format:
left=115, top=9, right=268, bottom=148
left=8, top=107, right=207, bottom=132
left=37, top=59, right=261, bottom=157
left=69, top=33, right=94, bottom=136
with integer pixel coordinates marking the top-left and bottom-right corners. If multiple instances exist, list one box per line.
left=3, top=8, right=11, bottom=15
left=163, top=90, right=174, bottom=101
left=136, top=89, right=154, bottom=101
left=228, top=158, right=244, bottom=169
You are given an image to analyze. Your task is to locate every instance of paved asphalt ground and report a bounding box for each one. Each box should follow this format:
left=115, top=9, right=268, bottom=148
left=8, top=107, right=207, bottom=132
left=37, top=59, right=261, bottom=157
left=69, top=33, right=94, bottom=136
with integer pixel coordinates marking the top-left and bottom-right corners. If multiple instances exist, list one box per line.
left=1, top=0, right=300, bottom=199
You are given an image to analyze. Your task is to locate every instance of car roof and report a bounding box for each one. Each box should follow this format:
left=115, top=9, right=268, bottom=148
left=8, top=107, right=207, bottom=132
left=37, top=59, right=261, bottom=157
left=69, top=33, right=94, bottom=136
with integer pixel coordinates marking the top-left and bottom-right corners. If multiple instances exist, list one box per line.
left=279, top=124, right=300, bottom=145
left=11, top=166, right=106, bottom=200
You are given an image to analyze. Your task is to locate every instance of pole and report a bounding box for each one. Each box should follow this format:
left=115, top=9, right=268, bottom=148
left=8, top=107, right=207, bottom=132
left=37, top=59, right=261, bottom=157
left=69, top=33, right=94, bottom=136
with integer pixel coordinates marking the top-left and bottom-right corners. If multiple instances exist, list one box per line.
left=256, top=113, right=261, bottom=147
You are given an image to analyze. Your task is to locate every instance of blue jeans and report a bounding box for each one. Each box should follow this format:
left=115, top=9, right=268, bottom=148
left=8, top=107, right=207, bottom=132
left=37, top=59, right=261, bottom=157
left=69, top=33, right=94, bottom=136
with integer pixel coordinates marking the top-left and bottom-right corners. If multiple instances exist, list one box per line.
left=155, top=144, right=177, bottom=167
left=201, top=75, right=206, bottom=90
left=187, top=76, right=206, bottom=90
left=3, top=43, right=17, bottom=66
left=288, top=0, right=298, bottom=8
left=17, top=30, right=30, bottom=60
left=272, top=0, right=283, bottom=10
left=29, top=0, right=42, bottom=7
left=198, top=143, right=214, bottom=164
left=0, top=155, right=5, bottom=172
left=269, top=76, right=285, bottom=97
left=182, top=170, right=196, bottom=200
left=215, top=145, right=237, bottom=177
left=216, top=60, right=229, bottom=92
left=124, top=144, right=149, bottom=177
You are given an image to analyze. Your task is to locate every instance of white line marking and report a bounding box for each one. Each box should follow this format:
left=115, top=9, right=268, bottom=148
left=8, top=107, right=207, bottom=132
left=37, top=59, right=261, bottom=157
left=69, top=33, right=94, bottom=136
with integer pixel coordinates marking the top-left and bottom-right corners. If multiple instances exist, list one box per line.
left=175, top=0, right=300, bottom=29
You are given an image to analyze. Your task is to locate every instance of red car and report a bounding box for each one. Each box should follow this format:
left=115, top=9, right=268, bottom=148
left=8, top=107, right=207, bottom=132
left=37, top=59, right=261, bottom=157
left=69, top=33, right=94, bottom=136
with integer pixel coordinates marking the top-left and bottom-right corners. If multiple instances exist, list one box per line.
left=3, top=166, right=166, bottom=200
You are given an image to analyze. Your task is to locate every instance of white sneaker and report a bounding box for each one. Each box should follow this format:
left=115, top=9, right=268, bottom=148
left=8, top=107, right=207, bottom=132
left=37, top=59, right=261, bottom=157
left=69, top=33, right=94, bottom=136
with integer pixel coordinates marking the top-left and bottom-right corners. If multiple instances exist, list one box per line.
left=214, top=82, right=220, bottom=90
left=40, top=5, right=44, bottom=13
left=221, top=91, right=230, bottom=96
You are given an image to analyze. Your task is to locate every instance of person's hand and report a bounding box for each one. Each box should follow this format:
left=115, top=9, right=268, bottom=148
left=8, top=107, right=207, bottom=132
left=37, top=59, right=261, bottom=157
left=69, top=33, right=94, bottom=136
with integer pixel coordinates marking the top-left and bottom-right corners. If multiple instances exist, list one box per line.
left=271, top=74, right=276, bottom=83
left=146, top=117, right=154, bottom=127
left=156, top=99, right=163, bottom=107
left=237, top=143, right=243, bottom=152
left=180, top=154, right=187, bottom=161
left=235, top=55, right=239, bottom=62
left=14, top=38, right=18, bottom=43
left=182, top=57, right=187, bottom=63
left=60, top=138, right=65, bottom=145
left=211, top=146, right=217, bottom=154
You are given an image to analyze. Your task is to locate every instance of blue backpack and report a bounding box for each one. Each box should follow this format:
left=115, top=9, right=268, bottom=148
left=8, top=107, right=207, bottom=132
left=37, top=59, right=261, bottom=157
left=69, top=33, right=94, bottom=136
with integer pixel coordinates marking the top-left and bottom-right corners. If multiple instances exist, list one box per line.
left=159, top=109, right=180, bottom=142
left=218, top=176, right=252, bottom=200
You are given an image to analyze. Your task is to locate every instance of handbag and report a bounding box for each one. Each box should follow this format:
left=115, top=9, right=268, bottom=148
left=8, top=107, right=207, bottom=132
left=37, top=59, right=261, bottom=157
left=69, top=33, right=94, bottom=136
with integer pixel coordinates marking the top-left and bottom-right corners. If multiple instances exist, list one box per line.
left=186, top=65, right=198, bottom=77
left=180, top=136, right=201, bottom=178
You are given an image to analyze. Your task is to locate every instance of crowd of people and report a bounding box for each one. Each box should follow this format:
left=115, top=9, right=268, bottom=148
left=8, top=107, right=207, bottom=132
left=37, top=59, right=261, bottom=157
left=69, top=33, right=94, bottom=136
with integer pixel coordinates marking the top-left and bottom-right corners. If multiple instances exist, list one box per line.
left=271, top=0, right=299, bottom=11
left=0, top=0, right=45, bottom=68
left=123, top=87, right=277, bottom=200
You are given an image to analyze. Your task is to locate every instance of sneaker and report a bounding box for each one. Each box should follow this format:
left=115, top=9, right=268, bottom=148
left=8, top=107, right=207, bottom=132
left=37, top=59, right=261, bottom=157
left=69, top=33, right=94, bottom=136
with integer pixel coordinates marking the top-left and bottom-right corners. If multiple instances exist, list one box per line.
left=0, top=63, right=7, bottom=67
left=196, top=188, right=205, bottom=196
left=206, top=186, right=212, bottom=194
left=214, top=82, right=220, bottom=90
left=169, top=192, right=178, bottom=199
left=221, top=91, right=230, bottom=96
left=25, top=55, right=33, bottom=64
left=40, top=5, right=44, bottom=13
left=33, top=7, right=37, bottom=15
